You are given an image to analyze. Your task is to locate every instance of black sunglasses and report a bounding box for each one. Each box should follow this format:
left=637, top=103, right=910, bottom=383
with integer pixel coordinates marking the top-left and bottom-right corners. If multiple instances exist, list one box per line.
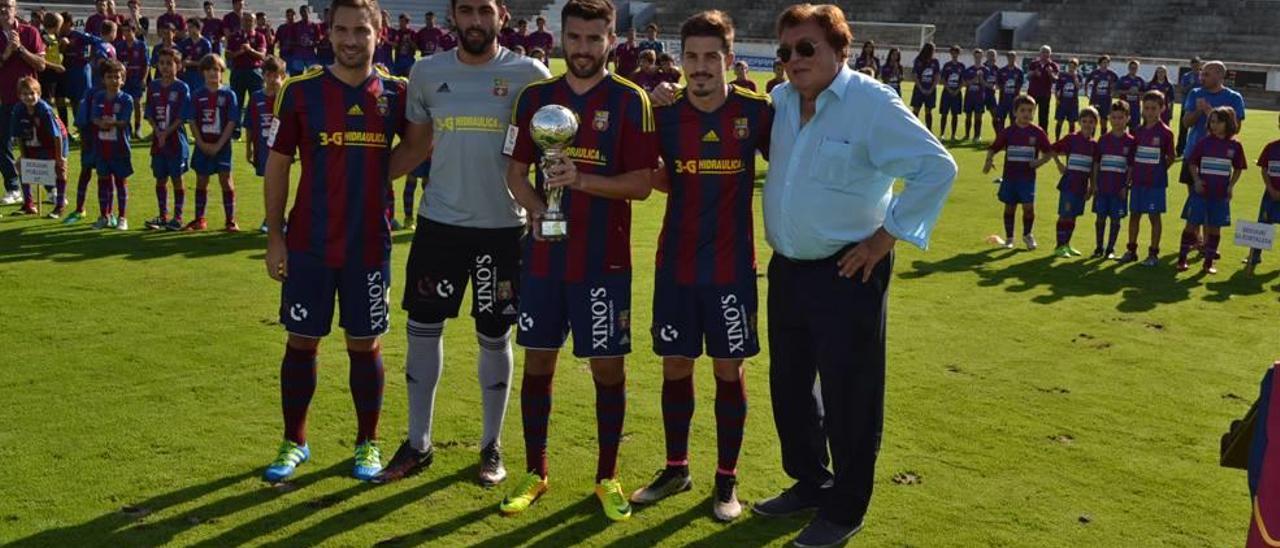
left=777, top=39, right=817, bottom=63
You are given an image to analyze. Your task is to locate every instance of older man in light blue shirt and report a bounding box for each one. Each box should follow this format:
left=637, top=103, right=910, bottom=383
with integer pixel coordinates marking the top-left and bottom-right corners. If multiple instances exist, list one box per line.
left=750, top=5, right=955, bottom=547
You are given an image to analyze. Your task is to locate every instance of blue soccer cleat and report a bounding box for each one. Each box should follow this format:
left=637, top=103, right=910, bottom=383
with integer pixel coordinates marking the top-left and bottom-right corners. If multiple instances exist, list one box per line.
left=263, top=440, right=310, bottom=483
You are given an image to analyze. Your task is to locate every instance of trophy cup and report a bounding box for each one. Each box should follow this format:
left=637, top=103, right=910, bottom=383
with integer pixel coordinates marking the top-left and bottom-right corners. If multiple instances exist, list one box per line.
left=529, top=105, right=579, bottom=241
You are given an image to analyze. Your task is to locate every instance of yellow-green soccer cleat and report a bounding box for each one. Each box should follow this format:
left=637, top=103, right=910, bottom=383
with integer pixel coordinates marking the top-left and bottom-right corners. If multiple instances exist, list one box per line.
left=595, top=478, right=632, bottom=521
left=499, top=471, right=548, bottom=516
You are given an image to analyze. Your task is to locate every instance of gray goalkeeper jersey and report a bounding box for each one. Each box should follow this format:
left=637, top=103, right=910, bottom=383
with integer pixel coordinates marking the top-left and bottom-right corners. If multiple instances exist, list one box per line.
left=405, top=47, right=551, bottom=228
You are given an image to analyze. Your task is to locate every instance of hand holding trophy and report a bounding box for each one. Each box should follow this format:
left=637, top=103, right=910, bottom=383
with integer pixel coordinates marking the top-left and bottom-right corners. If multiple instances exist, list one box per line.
left=530, top=104, right=580, bottom=241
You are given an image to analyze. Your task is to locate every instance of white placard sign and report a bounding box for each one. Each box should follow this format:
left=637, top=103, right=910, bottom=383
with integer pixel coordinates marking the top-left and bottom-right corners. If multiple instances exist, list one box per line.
left=20, top=158, right=55, bottom=188
left=1234, top=220, right=1275, bottom=250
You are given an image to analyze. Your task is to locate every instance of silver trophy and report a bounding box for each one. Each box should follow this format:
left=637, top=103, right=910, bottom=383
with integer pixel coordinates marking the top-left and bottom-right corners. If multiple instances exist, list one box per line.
left=530, top=104, right=579, bottom=241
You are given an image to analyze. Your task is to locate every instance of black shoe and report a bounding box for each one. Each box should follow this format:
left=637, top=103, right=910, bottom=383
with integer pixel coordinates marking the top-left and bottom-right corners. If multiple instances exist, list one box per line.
left=753, top=481, right=824, bottom=517
left=792, top=517, right=864, bottom=547
left=370, top=440, right=433, bottom=484
left=478, top=441, right=507, bottom=487
left=629, top=465, right=692, bottom=504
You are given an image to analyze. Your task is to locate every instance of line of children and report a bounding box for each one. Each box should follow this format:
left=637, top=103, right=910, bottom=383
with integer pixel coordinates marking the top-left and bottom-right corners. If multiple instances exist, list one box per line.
left=985, top=94, right=1052, bottom=249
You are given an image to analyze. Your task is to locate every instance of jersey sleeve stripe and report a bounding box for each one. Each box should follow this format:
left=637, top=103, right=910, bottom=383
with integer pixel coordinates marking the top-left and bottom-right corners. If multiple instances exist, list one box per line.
left=611, top=74, right=655, bottom=132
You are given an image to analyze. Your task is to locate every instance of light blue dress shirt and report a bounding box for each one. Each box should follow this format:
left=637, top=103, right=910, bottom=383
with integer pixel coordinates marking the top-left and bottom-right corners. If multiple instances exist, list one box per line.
left=764, top=66, right=957, bottom=260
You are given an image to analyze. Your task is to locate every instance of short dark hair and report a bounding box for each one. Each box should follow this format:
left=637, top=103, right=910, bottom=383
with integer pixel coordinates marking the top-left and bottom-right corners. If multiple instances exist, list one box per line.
left=562, top=0, right=614, bottom=27
left=329, top=0, right=381, bottom=27
left=679, top=10, right=734, bottom=53
left=1110, top=99, right=1129, bottom=116
left=1079, top=106, right=1099, bottom=122
left=1098, top=54, right=1111, bottom=64
left=1142, top=89, right=1165, bottom=106
left=101, top=59, right=125, bottom=77
left=199, top=52, right=226, bottom=72
left=1013, top=93, right=1035, bottom=109
left=154, top=46, right=182, bottom=64
left=262, top=55, right=284, bottom=74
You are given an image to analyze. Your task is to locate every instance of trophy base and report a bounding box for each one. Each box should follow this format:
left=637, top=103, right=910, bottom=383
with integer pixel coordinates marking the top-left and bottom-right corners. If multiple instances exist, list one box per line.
left=540, top=219, right=568, bottom=241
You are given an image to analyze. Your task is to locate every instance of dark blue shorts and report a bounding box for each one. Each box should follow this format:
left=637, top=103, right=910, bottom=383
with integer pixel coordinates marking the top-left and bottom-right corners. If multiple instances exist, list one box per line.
left=64, top=64, right=91, bottom=103
left=1055, top=99, right=1079, bottom=122
left=280, top=251, right=392, bottom=339
left=652, top=279, right=759, bottom=360
left=940, top=91, right=963, bottom=115
left=411, top=159, right=431, bottom=178
left=80, top=141, right=96, bottom=169
left=998, top=179, right=1035, bottom=205
left=964, top=91, right=985, bottom=113
left=1093, top=193, right=1128, bottom=218
left=94, top=157, right=133, bottom=178
left=985, top=93, right=998, bottom=111
left=1128, top=185, right=1166, bottom=215
left=1092, top=98, right=1112, bottom=117
left=1182, top=193, right=1230, bottom=227
left=1262, top=196, right=1280, bottom=224
left=516, top=273, right=632, bottom=358
left=996, top=99, right=1015, bottom=119
left=124, top=81, right=144, bottom=101
left=192, top=146, right=232, bottom=176
left=151, top=152, right=189, bottom=179
left=910, top=86, right=937, bottom=110
left=1058, top=189, right=1087, bottom=217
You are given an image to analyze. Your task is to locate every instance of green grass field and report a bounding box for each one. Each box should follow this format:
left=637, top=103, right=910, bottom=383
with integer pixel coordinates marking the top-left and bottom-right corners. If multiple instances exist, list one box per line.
left=0, top=62, right=1270, bottom=546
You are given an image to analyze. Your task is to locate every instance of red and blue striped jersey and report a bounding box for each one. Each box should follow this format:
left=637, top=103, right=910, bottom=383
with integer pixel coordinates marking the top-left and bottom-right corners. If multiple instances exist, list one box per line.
left=183, top=86, right=239, bottom=145
left=1088, top=68, right=1117, bottom=101
left=244, top=89, right=274, bottom=172
left=1051, top=132, right=1096, bottom=194
left=10, top=100, right=68, bottom=160
left=145, top=79, right=190, bottom=155
left=87, top=90, right=133, bottom=161
left=508, top=74, right=659, bottom=282
left=1186, top=135, right=1246, bottom=200
left=1118, top=74, right=1146, bottom=104
left=1094, top=131, right=1134, bottom=195
left=269, top=67, right=408, bottom=267
left=654, top=87, right=771, bottom=286
left=1257, top=139, right=1280, bottom=192
left=997, top=66, right=1024, bottom=102
left=1130, top=122, right=1174, bottom=187
left=114, top=38, right=148, bottom=84
left=989, top=123, right=1050, bottom=183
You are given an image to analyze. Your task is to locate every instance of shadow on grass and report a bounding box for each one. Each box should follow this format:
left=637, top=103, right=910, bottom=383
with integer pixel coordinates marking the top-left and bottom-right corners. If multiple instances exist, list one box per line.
left=0, top=218, right=420, bottom=265
left=8, top=461, right=347, bottom=547
left=896, top=246, right=1271, bottom=311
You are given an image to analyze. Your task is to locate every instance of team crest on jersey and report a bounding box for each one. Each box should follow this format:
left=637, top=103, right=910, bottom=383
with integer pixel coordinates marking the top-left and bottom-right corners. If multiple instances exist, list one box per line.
left=493, top=78, right=508, bottom=96
left=376, top=94, right=389, bottom=116
left=592, top=110, right=609, bottom=132
left=497, top=281, right=513, bottom=301
left=734, top=117, right=749, bottom=140
left=1029, top=137, right=1036, bottom=146
left=1228, top=148, right=1236, bottom=158
left=1152, top=137, right=1161, bottom=145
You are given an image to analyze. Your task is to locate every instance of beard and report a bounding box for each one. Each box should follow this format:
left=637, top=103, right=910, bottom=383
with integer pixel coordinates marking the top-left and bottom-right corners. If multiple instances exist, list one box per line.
left=460, top=25, right=495, bottom=55
left=568, top=52, right=605, bottom=79
left=335, top=45, right=372, bottom=70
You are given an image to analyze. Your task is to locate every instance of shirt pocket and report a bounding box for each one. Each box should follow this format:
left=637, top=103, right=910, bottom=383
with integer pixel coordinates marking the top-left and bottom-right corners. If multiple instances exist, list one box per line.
left=809, top=136, right=855, bottom=188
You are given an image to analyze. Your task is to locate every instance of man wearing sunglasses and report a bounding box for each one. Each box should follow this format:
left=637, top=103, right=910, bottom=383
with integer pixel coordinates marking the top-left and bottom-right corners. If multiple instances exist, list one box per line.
left=752, top=4, right=955, bottom=547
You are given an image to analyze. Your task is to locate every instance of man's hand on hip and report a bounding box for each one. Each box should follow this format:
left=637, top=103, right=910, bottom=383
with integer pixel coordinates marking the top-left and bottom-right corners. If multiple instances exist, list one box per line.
left=837, top=228, right=896, bottom=282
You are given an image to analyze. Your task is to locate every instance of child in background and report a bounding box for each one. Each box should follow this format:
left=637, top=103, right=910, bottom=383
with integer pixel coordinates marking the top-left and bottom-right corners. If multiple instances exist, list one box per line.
left=1050, top=106, right=1099, bottom=257
left=910, top=42, right=939, bottom=131
left=1121, top=90, right=1176, bottom=266
left=1148, top=66, right=1175, bottom=126
left=1088, top=55, right=1118, bottom=134
left=961, top=48, right=986, bottom=141
left=63, top=88, right=97, bottom=225
left=765, top=60, right=786, bottom=93
left=244, top=55, right=284, bottom=233
left=1091, top=101, right=1135, bottom=259
left=656, top=53, right=682, bottom=85
left=984, top=94, right=1052, bottom=250
left=10, top=77, right=68, bottom=218
left=994, top=50, right=1024, bottom=133
left=1246, top=113, right=1280, bottom=275
left=1118, top=59, right=1145, bottom=132
left=115, top=22, right=148, bottom=135
left=178, top=18, right=212, bottom=91
left=1179, top=106, right=1246, bottom=273
left=938, top=45, right=965, bottom=141
left=183, top=53, right=240, bottom=231
left=630, top=49, right=660, bottom=92
left=144, top=47, right=191, bottom=231
left=880, top=47, right=903, bottom=96
left=729, top=60, right=756, bottom=92
left=88, top=60, right=134, bottom=231
left=1054, top=58, right=1082, bottom=140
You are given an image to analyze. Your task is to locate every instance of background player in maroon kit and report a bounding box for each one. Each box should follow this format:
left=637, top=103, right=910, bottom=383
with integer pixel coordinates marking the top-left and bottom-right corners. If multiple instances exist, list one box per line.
left=938, top=44, right=964, bottom=141
left=500, top=0, right=658, bottom=521
left=626, top=10, right=769, bottom=523
left=260, top=0, right=414, bottom=484
left=984, top=95, right=1051, bottom=250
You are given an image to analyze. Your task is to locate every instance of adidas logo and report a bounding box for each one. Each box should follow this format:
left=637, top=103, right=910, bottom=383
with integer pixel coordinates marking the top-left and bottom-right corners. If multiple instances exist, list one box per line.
left=346, top=104, right=363, bottom=116
left=437, top=82, right=451, bottom=93
left=702, top=130, right=719, bottom=143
